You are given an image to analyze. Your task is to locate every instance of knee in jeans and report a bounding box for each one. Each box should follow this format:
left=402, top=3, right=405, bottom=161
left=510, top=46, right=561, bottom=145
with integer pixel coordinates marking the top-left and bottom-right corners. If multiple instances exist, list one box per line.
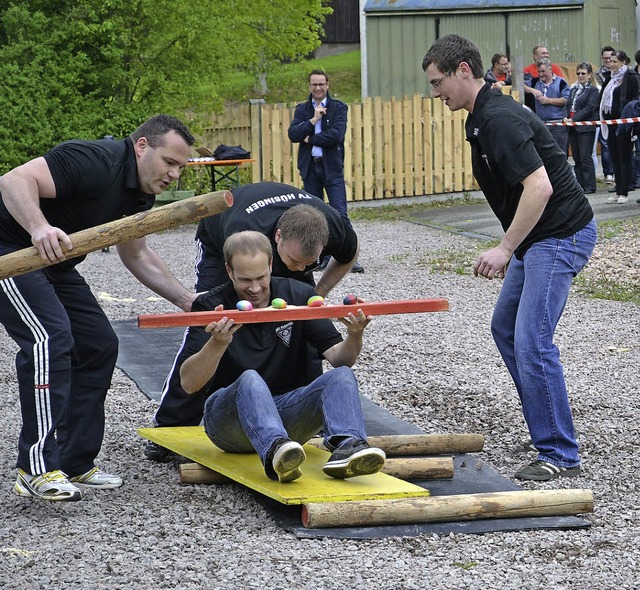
left=324, top=365, right=358, bottom=390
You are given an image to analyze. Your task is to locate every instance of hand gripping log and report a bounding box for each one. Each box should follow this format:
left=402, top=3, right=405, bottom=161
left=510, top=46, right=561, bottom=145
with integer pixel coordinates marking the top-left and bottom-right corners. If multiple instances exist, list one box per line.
left=0, top=190, right=233, bottom=281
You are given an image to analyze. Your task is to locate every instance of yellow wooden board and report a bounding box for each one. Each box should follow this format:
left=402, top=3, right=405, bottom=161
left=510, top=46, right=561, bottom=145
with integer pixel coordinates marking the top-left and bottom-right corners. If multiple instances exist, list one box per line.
left=138, top=426, right=430, bottom=505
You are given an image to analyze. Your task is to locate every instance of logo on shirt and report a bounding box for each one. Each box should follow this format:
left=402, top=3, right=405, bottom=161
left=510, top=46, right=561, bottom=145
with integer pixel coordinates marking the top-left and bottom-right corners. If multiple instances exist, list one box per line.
left=276, top=322, right=293, bottom=347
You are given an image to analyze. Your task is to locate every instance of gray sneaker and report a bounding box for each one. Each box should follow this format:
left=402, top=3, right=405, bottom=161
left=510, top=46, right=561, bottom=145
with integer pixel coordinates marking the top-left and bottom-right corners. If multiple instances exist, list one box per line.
left=69, top=467, right=123, bottom=489
left=514, top=460, right=581, bottom=481
left=14, top=469, right=83, bottom=502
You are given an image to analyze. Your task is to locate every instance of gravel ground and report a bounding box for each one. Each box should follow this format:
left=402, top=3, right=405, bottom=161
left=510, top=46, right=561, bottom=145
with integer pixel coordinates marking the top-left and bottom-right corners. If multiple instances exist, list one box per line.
left=0, top=215, right=639, bottom=590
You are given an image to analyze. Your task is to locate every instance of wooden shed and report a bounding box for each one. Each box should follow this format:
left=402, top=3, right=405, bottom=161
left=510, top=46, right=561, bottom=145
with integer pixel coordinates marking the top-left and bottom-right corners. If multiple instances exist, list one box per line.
left=362, top=0, right=637, bottom=99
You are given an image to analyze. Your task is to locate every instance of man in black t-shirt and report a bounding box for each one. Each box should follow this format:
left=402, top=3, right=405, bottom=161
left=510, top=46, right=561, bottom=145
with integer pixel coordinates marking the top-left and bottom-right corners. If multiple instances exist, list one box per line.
left=423, top=35, right=597, bottom=482
left=178, top=231, right=385, bottom=483
left=194, top=182, right=359, bottom=295
left=0, top=114, right=198, bottom=501
left=145, top=182, right=361, bottom=461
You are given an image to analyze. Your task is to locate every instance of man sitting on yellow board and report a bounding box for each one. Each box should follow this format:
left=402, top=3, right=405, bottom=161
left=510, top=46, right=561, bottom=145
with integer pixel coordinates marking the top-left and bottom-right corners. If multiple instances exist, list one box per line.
left=178, top=230, right=385, bottom=483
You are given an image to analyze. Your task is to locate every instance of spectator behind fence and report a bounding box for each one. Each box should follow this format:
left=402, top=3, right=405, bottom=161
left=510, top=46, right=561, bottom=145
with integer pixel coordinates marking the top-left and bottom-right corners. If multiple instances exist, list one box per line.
left=599, top=50, right=640, bottom=204
left=595, top=46, right=616, bottom=184
left=484, top=53, right=512, bottom=89
left=532, top=58, right=571, bottom=155
left=523, top=46, right=565, bottom=111
left=564, top=63, right=599, bottom=193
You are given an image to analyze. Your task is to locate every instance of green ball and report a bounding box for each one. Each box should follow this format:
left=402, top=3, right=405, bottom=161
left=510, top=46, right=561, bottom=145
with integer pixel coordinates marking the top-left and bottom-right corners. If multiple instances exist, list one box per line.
left=271, top=298, right=287, bottom=309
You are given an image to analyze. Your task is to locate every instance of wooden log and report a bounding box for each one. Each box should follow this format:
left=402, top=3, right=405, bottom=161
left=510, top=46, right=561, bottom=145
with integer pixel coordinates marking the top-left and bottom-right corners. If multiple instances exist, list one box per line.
left=382, top=457, right=454, bottom=480
left=178, top=457, right=453, bottom=485
left=0, top=190, right=233, bottom=281
left=179, top=462, right=232, bottom=485
left=302, top=489, right=594, bottom=529
left=138, top=298, right=449, bottom=328
left=305, top=433, right=484, bottom=456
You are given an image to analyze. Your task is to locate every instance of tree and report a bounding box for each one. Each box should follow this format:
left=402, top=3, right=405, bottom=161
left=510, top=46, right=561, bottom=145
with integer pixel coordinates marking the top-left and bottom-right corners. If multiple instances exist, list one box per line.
left=0, top=0, right=330, bottom=171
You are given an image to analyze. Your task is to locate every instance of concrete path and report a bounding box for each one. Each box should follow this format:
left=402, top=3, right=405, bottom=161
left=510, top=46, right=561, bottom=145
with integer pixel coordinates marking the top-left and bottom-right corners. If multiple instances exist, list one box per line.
left=405, top=187, right=640, bottom=241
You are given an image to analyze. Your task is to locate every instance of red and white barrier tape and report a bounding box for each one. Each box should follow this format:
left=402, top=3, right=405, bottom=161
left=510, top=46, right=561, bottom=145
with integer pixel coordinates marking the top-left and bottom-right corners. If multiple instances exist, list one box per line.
left=545, top=117, right=640, bottom=127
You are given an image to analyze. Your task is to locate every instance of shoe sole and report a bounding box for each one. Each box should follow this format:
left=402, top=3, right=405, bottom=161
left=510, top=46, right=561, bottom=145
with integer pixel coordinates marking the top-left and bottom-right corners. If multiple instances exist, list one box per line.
left=514, top=468, right=581, bottom=481
left=273, top=443, right=306, bottom=483
left=13, top=480, right=83, bottom=502
left=323, top=448, right=386, bottom=479
left=70, top=480, right=123, bottom=490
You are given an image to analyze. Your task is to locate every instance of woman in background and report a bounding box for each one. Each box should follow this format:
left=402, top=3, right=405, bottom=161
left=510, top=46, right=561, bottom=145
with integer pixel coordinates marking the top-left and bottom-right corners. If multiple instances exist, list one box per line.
left=599, top=50, right=640, bottom=203
left=565, top=63, right=599, bottom=194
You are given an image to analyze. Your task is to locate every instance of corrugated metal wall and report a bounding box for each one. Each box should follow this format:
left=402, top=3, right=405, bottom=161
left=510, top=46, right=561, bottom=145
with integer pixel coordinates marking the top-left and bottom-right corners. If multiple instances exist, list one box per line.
left=365, top=1, right=637, bottom=99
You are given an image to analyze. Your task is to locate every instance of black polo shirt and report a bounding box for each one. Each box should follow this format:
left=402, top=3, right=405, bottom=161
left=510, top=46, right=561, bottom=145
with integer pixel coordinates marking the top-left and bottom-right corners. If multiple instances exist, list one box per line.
left=0, top=138, right=154, bottom=268
left=195, top=182, right=358, bottom=286
left=465, top=84, right=593, bottom=259
left=184, top=277, right=344, bottom=396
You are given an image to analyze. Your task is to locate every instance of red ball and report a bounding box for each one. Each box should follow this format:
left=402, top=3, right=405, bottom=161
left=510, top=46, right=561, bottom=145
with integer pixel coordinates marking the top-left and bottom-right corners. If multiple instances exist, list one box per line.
left=343, top=293, right=358, bottom=305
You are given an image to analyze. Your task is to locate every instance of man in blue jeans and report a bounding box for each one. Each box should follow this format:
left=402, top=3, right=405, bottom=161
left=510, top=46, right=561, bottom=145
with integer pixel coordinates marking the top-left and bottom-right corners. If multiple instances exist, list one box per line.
left=178, top=231, right=385, bottom=482
left=423, top=35, right=596, bottom=481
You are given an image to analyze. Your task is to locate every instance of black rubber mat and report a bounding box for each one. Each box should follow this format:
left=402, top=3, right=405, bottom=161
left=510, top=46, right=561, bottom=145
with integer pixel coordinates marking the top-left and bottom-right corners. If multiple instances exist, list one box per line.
left=112, top=319, right=591, bottom=538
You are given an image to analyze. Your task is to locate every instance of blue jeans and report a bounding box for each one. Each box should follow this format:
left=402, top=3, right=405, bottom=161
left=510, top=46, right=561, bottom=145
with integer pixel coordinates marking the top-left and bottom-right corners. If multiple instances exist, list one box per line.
left=203, top=367, right=367, bottom=465
left=490, top=219, right=597, bottom=467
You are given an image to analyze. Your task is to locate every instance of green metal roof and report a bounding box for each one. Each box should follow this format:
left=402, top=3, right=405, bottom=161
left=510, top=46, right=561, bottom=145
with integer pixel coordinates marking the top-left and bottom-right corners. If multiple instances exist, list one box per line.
left=364, top=0, right=584, bottom=12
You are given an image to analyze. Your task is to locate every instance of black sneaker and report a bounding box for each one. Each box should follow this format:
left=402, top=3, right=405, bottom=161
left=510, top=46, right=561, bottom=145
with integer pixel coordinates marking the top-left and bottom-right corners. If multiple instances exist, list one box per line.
left=265, top=438, right=306, bottom=483
left=144, top=440, right=175, bottom=463
left=514, top=459, right=581, bottom=481
left=351, top=261, right=365, bottom=274
left=322, top=439, right=385, bottom=479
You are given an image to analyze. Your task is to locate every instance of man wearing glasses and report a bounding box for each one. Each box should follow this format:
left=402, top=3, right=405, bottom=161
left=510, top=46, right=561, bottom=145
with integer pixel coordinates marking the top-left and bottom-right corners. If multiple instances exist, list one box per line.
left=422, top=35, right=596, bottom=483
left=484, top=53, right=512, bottom=89
left=288, top=69, right=363, bottom=273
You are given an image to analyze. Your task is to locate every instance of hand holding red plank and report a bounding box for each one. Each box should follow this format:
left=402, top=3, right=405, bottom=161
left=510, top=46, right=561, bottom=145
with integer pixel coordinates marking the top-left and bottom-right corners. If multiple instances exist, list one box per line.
left=137, top=298, right=449, bottom=329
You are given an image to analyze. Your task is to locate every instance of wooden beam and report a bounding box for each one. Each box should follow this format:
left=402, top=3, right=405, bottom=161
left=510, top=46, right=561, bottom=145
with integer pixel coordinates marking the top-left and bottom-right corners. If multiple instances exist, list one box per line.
left=178, top=457, right=454, bottom=485
left=179, top=462, right=232, bottom=485
left=138, top=298, right=449, bottom=328
left=0, top=190, right=233, bottom=281
left=302, top=489, right=594, bottom=528
left=382, top=457, right=454, bottom=480
left=305, top=433, right=484, bottom=455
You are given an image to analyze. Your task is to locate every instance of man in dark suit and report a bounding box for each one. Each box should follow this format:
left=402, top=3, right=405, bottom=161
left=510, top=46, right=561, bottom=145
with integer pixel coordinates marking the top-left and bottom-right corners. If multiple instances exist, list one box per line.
left=288, top=69, right=363, bottom=273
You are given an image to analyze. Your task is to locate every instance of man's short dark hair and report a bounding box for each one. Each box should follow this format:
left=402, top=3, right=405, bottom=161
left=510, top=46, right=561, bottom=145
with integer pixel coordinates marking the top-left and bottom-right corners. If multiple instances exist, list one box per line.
left=601, top=46, right=615, bottom=55
left=491, top=53, right=507, bottom=68
left=422, top=34, right=484, bottom=79
left=130, top=114, right=195, bottom=148
left=277, top=204, right=329, bottom=257
left=308, top=69, right=328, bottom=82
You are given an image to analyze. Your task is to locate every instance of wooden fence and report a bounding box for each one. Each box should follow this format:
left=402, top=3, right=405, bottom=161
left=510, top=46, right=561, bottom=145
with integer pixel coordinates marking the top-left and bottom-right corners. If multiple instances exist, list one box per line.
left=201, top=95, right=480, bottom=202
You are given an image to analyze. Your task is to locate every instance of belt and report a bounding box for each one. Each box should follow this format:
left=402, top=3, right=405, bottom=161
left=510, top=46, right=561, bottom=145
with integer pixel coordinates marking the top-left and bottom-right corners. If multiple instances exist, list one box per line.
left=313, top=157, right=323, bottom=162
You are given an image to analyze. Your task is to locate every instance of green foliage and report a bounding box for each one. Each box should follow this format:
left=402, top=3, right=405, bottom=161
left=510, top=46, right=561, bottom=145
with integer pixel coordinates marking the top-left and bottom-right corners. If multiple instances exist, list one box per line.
left=0, top=0, right=330, bottom=171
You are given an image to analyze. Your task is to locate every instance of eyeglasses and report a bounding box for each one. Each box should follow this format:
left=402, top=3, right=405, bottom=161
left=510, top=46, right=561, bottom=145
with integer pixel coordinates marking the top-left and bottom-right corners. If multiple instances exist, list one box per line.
left=577, top=72, right=589, bottom=76
left=309, top=83, right=327, bottom=88
left=430, top=67, right=457, bottom=90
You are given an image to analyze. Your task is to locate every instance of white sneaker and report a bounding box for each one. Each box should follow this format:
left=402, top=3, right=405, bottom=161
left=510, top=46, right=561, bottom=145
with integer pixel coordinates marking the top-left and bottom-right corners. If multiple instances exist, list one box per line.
left=69, top=467, right=123, bottom=489
left=605, top=175, right=614, bottom=184
left=617, top=195, right=629, bottom=204
left=14, top=469, right=82, bottom=502
left=607, top=195, right=619, bottom=202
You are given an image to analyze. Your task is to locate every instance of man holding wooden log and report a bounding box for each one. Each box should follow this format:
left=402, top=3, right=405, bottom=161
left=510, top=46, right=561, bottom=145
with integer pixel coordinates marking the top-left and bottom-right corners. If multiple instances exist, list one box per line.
left=0, top=114, right=201, bottom=501
left=177, top=230, right=385, bottom=483
left=146, top=181, right=360, bottom=462
left=423, top=36, right=596, bottom=482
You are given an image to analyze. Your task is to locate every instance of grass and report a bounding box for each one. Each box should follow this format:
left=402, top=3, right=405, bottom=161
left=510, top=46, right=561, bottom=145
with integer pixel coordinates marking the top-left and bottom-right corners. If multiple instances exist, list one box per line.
left=201, top=51, right=362, bottom=106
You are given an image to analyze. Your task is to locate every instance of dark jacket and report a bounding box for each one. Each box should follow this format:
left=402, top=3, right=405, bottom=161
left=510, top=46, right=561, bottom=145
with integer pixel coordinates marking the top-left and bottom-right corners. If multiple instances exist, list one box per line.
left=287, top=92, right=347, bottom=181
left=598, top=69, right=640, bottom=119
left=565, top=84, right=599, bottom=134
left=484, top=68, right=511, bottom=86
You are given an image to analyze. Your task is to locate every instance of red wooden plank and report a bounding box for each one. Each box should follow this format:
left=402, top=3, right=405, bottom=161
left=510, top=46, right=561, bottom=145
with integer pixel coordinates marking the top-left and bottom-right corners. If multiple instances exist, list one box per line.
left=138, top=298, right=449, bottom=329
